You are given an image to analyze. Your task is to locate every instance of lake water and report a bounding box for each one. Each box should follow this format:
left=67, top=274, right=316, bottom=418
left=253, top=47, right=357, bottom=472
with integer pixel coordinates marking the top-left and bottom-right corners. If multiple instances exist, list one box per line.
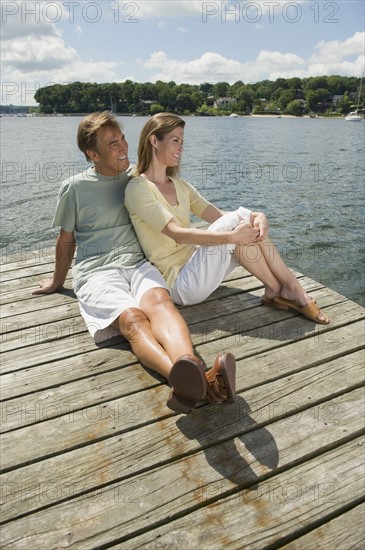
left=1, top=115, right=364, bottom=306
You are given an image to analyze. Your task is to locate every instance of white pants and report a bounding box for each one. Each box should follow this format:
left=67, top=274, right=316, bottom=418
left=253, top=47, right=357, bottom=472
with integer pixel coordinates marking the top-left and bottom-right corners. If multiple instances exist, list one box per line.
left=170, top=208, right=247, bottom=306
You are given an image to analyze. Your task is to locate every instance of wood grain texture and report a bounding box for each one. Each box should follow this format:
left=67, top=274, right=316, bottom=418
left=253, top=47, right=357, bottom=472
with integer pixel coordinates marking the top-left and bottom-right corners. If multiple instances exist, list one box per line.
left=1, top=248, right=364, bottom=549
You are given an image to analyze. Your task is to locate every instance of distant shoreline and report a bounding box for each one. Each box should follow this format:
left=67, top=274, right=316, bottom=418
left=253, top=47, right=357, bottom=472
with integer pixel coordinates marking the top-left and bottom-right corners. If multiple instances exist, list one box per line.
left=1, top=112, right=353, bottom=120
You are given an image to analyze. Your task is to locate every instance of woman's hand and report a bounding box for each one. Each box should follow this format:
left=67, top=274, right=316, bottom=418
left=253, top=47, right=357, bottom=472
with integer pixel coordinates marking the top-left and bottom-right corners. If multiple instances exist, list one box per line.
left=230, top=223, right=260, bottom=245
left=252, top=212, right=268, bottom=240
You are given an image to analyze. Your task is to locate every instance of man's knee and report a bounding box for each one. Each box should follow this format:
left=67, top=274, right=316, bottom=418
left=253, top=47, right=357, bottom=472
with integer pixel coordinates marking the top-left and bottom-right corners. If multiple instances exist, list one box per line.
left=118, top=307, right=148, bottom=343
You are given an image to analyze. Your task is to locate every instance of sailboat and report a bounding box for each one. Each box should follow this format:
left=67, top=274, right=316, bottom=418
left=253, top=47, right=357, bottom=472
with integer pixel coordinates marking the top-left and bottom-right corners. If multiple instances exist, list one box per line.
left=345, top=76, right=363, bottom=121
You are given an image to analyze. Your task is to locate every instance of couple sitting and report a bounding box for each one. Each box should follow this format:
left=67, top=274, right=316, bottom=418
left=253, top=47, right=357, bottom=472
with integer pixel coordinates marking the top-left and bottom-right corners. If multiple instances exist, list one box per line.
left=34, top=111, right=329, bottom=415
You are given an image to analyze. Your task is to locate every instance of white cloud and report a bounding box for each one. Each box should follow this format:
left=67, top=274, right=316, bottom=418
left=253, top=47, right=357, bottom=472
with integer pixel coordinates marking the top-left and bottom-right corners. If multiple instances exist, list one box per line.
left=2, top=34, right=77, bottom=71
left=143, top=32, right=364, bottom=84
left=1, top=0, right=119, bottom=104
left=310, top=31, right=365, bottom=64
left=1, top=0, right=363, bottom=107
left=143, top=49, right=305, bottom=84
left=144, top=51, right=246, bottom=82
left=306, top=31, right=365, bottom=78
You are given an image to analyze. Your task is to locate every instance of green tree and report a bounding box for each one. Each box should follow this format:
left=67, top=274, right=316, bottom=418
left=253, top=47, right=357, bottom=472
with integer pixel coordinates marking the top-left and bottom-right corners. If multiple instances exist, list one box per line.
left=199, top=82, right=214, bottom=98
left=175, top=93, right=196, bottom=113
left=277, top=89, right=296, bottom=111
left=213, top=82, right=230, bottom=98
left=285, top=100, right=305, bottom=116
left=150, top=103, right=164, bottom=115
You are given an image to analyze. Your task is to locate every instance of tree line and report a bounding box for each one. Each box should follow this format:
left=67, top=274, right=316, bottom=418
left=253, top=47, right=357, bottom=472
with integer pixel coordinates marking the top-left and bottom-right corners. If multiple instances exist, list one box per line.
left=33, top=76, right=363, bottom=116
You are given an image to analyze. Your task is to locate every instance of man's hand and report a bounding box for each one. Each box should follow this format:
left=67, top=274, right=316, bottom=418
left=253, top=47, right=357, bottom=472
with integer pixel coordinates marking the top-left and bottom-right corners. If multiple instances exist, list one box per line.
left=32, top=229, right=75, bottom=296
left=32, top=278, right=63, bottom=295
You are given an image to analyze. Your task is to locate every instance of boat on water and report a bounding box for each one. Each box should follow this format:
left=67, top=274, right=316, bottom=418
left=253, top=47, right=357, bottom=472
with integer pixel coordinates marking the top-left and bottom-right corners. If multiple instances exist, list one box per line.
left=345, top=111, right=363, bottom=121
left=345, top=76, right=363, bottom=121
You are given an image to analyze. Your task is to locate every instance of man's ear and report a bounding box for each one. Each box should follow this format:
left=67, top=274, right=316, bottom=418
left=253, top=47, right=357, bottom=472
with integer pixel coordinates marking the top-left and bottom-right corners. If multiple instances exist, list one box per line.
left=87, top=148, right=98, bottom=162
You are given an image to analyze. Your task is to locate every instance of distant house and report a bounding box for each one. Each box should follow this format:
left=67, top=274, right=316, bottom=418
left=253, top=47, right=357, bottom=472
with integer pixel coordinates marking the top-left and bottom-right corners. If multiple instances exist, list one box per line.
left=297, top=99, right=308, bottom=108
left=332, top=95, right=344, bottom=107
left=213, top=97, right=237, bottom=109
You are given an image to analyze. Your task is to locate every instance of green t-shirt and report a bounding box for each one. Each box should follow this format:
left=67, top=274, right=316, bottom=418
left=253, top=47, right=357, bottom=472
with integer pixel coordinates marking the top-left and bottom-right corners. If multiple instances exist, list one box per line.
left=52, top=166, right=145, bottom=292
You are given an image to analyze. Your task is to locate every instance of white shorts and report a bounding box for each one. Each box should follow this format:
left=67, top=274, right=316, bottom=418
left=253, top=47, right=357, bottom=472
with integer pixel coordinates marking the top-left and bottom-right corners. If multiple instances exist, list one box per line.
left=76, top=262, right=168, bottom=343
left=170, top=208, right=248, bottom=306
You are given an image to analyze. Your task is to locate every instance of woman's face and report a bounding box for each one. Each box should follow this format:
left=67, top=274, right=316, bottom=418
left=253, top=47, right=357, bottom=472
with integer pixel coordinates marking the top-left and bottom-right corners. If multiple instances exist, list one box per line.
left=154, top=126, right=184, bottom=167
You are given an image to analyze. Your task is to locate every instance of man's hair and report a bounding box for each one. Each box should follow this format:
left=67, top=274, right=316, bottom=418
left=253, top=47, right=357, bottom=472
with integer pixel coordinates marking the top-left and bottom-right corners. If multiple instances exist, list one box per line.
left=135, top=113, right=185, bottom=177
left=77, top=111, right=123, bottom=162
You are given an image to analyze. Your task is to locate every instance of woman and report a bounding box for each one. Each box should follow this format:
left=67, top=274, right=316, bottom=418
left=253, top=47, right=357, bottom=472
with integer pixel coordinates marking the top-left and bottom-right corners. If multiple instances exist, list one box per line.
left=125, top=113, right=329, bottom=325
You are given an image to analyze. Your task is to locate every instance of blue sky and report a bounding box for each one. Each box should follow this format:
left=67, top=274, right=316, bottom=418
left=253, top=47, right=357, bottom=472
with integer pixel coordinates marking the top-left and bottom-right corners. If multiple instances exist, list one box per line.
left=1, top=0, right=364, bottom=105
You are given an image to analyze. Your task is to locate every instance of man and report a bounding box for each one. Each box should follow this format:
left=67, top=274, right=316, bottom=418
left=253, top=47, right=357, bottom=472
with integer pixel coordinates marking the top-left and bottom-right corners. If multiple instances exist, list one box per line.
left=33, top=111, right=236, bottom=414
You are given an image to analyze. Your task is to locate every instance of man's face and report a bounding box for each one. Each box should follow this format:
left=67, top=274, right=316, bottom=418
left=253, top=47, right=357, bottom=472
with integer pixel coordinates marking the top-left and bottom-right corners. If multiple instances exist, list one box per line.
left=88, top=126, right=129, bottom=176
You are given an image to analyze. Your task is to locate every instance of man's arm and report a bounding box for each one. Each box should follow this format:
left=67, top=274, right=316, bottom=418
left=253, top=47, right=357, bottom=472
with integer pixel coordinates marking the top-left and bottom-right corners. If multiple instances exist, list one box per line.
left=32, top=229, right=76, bottom=295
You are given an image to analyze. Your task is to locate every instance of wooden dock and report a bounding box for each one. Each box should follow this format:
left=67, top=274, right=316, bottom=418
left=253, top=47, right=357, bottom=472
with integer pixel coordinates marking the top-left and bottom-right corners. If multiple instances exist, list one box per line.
left=1, top=247, right=364, bottom=549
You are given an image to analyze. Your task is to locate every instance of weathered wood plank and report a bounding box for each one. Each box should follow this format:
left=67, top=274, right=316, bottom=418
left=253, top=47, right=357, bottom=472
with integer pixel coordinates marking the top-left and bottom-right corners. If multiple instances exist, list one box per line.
left=2, top=295, right=355, bottom=401
left=0, top=262, right=58, bottom=283
left=0, top=264, right=247, bottom=301
left=0, top=284, right=356, bottom=376
left=0, top=269, right=259, bottom=323
left=1, top=246, right=363, bottom=549
left=0, top=276, right=260, bottom=343
left=0, top=295, right=80, bottom=323
left=0, top=273, right=73, bottom=306
left=1, top=434, right=363, bottom=549
left=1, top=349, right=363, bottom=470
left=281, top=502, right=365, bottom=549
left=1, top=301, right=363, bottom=421
left=0, top=276, right=322, bottom=355
left=1, top=388, right=363, bottom=522
left=0, top=269, right=312, bottom=326
left=0, top=246, right=57, bottom=268
left=120, top=437, right=365, bottom=550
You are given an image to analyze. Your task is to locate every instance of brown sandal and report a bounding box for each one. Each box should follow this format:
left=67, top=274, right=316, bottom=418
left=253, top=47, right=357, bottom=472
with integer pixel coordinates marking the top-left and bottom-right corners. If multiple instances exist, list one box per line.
left=262, top=294, right=317, bottom=307
left=166, top=355, right=207, bottom=414
left=273, top=297, right=330, bottom=325
left=205, top=352, right=236, bottom=404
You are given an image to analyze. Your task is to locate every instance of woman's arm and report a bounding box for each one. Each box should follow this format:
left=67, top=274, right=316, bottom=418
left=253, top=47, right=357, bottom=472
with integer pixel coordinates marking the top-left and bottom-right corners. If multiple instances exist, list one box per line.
left=162, top=218, right=258, bottom=246
left=200, top=204, right=225, bottom=223
left=202, top=203, right=269, bottom=241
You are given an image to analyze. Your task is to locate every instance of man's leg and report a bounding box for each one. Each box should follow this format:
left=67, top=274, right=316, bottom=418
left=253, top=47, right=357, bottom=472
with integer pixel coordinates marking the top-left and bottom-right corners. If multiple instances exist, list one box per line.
left=139, top=288, right=237, bottom=411
left=115, top=289, right=194, bottom=379
left=139, top=288, right=194, bottom=365
left=116, top=303, right=185, bottom=380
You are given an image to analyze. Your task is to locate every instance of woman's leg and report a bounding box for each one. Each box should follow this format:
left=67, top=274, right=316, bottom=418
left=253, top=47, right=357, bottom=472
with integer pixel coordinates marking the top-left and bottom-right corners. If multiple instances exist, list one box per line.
left=170, top=212, right=241, bottom=305
left=235, top=237, right=328, bottom=322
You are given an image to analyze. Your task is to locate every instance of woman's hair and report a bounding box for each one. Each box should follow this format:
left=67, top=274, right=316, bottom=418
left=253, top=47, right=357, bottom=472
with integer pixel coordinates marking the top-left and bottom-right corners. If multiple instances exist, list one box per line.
left=135, top=113, right=185, bottom=177
left=77, top=111, right=123, bottom=162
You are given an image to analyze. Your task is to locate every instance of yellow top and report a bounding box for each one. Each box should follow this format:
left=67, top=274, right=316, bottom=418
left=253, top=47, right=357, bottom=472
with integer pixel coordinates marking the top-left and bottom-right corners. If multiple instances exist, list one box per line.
left=125, top=175, right=210, bottom=286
